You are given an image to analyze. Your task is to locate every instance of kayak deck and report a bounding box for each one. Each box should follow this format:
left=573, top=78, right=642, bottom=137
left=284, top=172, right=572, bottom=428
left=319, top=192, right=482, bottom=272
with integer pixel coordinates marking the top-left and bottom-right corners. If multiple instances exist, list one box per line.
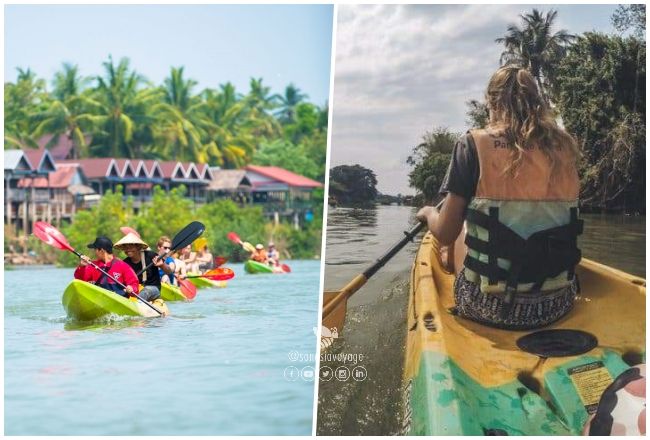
left=186, top=274, right=227, bottom=288
left=403, top=233, right=646, bottom=435
left=63, top=280, right=169, bottom=321
left=244, top=260, right=287, bottom=274
left=160, top=283, right=188, bottom=301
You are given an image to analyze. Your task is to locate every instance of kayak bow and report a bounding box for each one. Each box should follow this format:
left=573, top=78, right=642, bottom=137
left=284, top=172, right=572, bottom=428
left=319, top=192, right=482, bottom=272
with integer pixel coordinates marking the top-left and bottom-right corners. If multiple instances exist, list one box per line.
left=62, top=280, right=169, bottom=321
left=403, top=232, right=646, bottom=435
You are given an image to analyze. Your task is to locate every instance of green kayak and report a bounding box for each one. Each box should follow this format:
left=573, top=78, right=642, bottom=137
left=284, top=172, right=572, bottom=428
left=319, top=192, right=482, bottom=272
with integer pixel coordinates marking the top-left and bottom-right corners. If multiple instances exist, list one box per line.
left=160, top=283, right=188, bottom=301
left=62, top=280, right=169, bottom=321
left=244, top=260, right=274, bottom=274
left=187, top=273, right=227, bottom=288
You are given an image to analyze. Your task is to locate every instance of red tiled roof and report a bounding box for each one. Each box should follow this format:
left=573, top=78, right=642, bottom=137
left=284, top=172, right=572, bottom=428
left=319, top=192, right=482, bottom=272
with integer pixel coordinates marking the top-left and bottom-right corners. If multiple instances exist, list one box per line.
left=37, top=134, right=92, bottom=160
left=141, top=160, right=163, bottom=178
left=158, top=161, right=181, bottom=178
left=245, top=165, right=323, bottom=188
left=17, top=164, right=79, bottom=188
left=58, top=158, right=116, bottom=179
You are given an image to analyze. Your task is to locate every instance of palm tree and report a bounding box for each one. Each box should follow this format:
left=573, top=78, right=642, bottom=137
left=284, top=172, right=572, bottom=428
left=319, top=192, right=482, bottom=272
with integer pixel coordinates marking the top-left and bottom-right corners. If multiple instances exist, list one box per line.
left=88, top=56, right=163, bottom=158
left=152, top=66, right=212, bottom=162
left=201, top=85, right=256, bottom=168
left=243, top=77, right=281, bottom=138
left=275, top=83, right=308, bottom=123
left=30, top=63, right=94, bottom=158
left=4, top=68, right=49, bottom=149
left=495, top=9, right=575, bottom=102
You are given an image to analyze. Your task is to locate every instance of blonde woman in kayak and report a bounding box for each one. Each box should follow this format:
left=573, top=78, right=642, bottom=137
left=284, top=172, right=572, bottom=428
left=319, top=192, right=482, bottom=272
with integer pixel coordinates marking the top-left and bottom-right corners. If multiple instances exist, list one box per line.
left=417, top=65, right=582, bottom=330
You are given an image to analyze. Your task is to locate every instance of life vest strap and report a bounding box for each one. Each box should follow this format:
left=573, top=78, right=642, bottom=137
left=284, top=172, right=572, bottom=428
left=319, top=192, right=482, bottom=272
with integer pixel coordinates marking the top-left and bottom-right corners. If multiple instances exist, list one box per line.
left=464, top=207, right=583, bottom=293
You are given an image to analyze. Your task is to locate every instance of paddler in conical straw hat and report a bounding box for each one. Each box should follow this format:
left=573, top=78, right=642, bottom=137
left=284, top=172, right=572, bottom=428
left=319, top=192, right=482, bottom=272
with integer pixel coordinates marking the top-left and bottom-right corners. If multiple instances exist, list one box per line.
left=114, top=232, right=172, bottom=302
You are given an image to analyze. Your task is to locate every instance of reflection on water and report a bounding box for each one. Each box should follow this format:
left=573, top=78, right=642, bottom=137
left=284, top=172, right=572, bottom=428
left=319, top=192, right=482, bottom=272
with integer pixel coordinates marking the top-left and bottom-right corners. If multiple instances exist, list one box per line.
left=580, top=213, right=645, bottom=278
left=317, top=205, right=646, bottom=435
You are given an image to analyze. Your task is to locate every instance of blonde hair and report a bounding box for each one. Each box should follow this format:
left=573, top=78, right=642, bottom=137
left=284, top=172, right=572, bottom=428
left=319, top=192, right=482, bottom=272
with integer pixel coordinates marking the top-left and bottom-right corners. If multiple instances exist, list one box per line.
left=485, top=66, right=580, bottom=176
left=157, top=236, right=171, bottom=247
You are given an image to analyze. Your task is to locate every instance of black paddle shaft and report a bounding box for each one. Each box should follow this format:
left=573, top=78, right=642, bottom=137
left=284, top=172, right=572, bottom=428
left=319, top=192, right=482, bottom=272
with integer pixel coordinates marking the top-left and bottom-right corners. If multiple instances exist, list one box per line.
left=362, top=222, right=426, bottom=279
left=135, top=221, right=206, bottom=277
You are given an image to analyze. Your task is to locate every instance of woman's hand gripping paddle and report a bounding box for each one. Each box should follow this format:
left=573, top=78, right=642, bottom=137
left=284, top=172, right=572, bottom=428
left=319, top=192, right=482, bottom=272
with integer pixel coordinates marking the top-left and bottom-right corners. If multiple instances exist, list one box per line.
left=33, top=222, right=164, bottom=316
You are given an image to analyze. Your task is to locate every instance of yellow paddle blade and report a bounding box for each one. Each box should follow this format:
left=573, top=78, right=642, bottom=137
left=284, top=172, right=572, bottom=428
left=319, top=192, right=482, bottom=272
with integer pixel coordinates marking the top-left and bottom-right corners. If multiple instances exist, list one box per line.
left=321, top=274, right=368, bottom=337
left=322, top=290, right=347, bottom=335
left=194, top=237, right=208, bottom=251
left=242, top=241, right=256, bottom=253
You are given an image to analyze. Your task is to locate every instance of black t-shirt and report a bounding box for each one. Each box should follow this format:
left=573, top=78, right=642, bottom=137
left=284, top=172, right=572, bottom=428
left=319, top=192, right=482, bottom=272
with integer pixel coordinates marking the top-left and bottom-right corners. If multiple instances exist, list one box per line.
left=439, top=131, right=480, bottom=202
left=123, top=250, right=161, bottom=289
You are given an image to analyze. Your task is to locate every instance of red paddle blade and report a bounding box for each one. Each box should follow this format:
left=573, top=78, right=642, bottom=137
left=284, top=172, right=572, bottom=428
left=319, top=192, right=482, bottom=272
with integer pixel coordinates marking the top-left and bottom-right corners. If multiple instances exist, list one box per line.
left=33, top=222, right=74, bottom=251
left=120, top=226, right=140, bottom=238
left=214, top=256, right=228, bottom=267
left=226, top=232, right=242, bottom=244
left=281, top=264, right=291, bottom=273
left=178, top=278, right=197, bottom=300
left=204, top=267, right=235, bottom=281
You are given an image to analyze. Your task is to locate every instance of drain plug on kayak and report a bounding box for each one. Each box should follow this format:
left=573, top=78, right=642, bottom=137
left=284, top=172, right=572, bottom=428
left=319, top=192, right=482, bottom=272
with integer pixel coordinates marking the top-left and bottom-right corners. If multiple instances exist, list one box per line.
left=516, top=329, right=598, bottom=357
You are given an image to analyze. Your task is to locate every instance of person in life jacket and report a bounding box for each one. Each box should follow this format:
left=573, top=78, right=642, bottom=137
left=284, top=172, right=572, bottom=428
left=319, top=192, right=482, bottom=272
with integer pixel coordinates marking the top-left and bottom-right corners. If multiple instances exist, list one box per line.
left=251, top=244, right=268, bottom=264
left=73, top=236, right=140, bottom=297
left=267, top=242, right=280, bottom=267
left=416, top=66, right=582, bottom=329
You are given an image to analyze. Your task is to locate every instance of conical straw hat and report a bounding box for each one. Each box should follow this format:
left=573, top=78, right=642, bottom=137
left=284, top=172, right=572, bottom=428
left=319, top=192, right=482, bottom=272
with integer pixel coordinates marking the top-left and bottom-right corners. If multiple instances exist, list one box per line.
left=114, top=232, right=149, bottom=251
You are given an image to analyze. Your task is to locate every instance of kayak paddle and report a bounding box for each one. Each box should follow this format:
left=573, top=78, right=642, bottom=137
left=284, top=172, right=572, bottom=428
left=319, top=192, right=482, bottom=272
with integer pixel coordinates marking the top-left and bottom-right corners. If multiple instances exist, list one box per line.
left=32, top=222, right=164, bottom=316
left=280, top=264, right=291, bottom=273
left=134, top=221, right=206, bottom=277
left=227, top=232, right=256, bottom=253
left=322, top=200, right=443, bottom=334
left=120, top=226, right=197, bottom=300
left=322, top=222, right=425, bottom=333
left=186, top=267, right=235, bottom=281
left=120, top=226, right=140, bottom=238
left=214, top=256, right=228, bottom=267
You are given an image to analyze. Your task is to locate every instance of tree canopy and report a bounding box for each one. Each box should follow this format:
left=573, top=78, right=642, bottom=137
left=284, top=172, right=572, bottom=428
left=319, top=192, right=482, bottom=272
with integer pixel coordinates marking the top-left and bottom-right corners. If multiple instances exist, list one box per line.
left=4, top=57, right=327, bottom=180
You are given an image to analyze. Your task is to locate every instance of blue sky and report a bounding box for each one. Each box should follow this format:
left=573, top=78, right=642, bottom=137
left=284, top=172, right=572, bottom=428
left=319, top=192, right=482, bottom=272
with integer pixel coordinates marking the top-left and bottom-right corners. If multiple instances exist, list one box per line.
left=4, top=4, right=333, bottom=105
left=331, top=4, right=624, bottom=195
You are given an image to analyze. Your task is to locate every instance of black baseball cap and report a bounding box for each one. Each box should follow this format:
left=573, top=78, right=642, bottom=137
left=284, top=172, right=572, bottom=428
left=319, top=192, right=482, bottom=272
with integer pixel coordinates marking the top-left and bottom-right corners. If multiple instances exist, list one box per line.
left=87, top=236, right=113, bottom=253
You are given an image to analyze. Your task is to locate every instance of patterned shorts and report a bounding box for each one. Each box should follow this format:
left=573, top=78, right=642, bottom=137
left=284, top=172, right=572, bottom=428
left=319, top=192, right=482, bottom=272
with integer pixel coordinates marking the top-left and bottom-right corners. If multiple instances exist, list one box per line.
left=453, top=269, right=578, bottom=330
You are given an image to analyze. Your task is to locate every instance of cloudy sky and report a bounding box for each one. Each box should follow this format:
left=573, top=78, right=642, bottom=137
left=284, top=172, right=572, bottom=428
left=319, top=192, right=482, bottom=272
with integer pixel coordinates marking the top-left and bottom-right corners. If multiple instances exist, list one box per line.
left=330, top=4, right=620, bottom=195
left=5, top=5, right=333, bottom=106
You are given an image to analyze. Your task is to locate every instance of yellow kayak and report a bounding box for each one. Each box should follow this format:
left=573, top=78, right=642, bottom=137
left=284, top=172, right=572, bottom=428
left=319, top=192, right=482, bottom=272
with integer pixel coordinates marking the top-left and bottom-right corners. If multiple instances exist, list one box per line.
left=403, top=232, right=645, bottom=435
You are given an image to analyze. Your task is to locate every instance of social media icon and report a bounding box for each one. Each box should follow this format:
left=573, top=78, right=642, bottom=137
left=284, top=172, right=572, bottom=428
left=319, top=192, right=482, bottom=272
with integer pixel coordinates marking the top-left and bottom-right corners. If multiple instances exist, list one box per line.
left=284, top=366, right=299, bottom=381
left=335, top=366, right=350, bottom=381
left=320, top=366, right=333, bottom=381
left=352, top=366, right=367, bottom=382
left=302, top=366, right=315, bottom=381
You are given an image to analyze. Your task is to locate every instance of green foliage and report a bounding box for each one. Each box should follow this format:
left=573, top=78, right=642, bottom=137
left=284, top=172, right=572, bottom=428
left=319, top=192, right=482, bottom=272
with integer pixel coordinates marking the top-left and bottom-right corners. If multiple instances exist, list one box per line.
left=407, top=127, right=458, bottom=202
left=196, top=199, right=267, bottom=261
left=131, top=186, right=194, bottom=246
left=59, top=185, right=134, bottom=266
left=555, top=32, right=645, bottom=212
left=4, top=56, right=327, bottom=176
left=495, top=8, right=576, bottom=102
left=465, top=99, right=489, bottom=128
left=329, top=164, right=378, bottom=206
left=253, top=139, right=320, bottom=180
left=612, top=4, right=646, bottom=40
left=54, top=189, right=321, bottom=265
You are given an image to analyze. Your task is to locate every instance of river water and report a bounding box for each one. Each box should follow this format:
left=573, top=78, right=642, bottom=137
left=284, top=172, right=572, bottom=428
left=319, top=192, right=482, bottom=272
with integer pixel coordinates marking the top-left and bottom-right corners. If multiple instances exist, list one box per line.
left=5, top=260, right=320, bottom=436
left=316, top=205, right=645, bottom=435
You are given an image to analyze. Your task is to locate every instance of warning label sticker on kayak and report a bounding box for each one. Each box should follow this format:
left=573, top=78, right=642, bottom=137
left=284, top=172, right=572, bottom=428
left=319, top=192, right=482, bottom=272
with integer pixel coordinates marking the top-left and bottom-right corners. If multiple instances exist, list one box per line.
left=568, top=361, right=613, bottom=414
